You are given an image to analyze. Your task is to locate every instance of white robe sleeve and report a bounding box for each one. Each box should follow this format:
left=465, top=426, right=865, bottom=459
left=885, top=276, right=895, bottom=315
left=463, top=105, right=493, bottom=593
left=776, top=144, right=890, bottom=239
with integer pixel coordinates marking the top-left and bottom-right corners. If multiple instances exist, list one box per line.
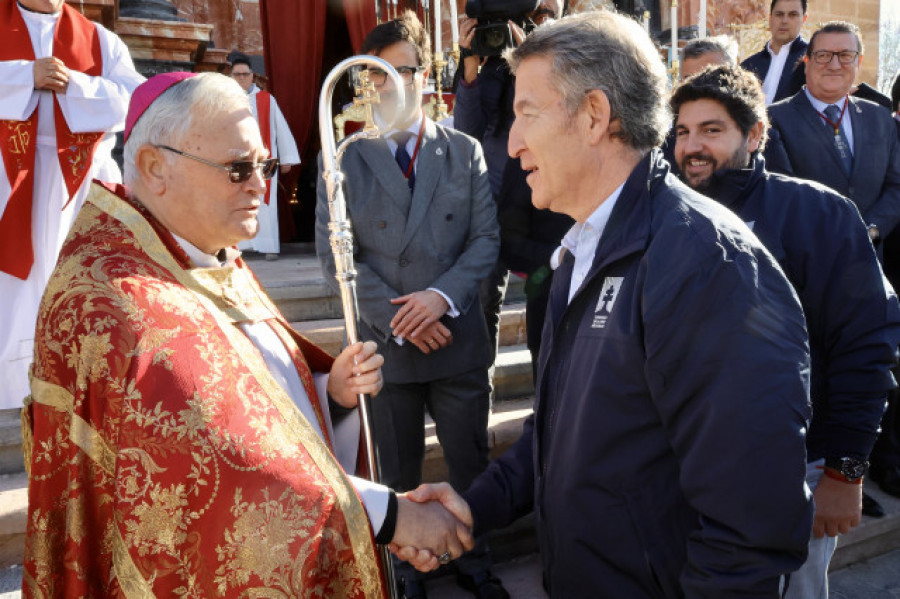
left=57, top=23, right=144, bottom=134
left=0, top=60, right=39, bottom=120
left=313, top=372, right=389, bottom=536
left=270, top=96, right=300, bottom=166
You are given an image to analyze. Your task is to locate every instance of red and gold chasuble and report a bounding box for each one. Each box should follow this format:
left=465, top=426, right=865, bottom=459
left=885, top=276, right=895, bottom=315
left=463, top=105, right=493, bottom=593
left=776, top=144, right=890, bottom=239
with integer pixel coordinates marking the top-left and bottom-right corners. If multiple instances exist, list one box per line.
left=255, top=89, right=273, bottom=203
left=0, top=2, right=104, bottom=280
left=22, top=183, right=387, bottom=597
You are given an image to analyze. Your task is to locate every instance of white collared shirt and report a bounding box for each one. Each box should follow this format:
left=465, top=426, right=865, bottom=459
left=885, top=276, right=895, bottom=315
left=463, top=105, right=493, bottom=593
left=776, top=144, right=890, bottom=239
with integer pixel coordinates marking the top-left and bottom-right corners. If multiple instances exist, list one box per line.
left=172, top=235, right=390, bottom=535
left=762, top=37, right=797, bottom=106
left=804, top=88, right=854, bottom=155
left=559, top=183, right=625, bottom=304
left=382, top=111, right=425, bottom=176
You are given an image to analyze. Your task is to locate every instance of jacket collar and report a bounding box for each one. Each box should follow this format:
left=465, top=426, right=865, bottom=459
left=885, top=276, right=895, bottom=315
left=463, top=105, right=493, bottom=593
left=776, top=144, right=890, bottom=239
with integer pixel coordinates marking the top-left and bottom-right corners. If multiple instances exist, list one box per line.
left=556, top=150, right=667, bottom=308
left=699, top=153, right=766, bottom=213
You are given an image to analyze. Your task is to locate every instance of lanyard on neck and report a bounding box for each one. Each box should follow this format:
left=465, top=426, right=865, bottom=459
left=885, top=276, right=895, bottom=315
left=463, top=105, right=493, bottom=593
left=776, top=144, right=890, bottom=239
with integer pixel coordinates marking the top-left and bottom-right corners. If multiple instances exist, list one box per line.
left=817, top=97, right=849, bottom=135
left=401, top=112, right=427, bottom=179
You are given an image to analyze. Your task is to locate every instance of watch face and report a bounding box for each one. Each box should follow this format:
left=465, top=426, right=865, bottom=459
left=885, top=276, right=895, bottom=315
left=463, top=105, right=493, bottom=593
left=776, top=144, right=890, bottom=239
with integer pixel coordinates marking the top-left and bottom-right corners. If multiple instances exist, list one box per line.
left=841, top=458, right=869, bottom=481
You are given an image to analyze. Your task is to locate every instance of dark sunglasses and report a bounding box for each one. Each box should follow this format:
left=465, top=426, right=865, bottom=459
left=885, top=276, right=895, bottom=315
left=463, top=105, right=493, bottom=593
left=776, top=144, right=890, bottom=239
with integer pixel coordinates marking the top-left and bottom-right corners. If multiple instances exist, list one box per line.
left=155, top=145, right=278, bottom=183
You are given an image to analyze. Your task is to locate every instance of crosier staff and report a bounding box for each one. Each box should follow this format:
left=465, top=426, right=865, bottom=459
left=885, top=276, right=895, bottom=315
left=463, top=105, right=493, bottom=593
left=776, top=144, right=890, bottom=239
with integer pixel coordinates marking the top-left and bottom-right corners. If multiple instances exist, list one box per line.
left=318, top=55, right=405, bottom=599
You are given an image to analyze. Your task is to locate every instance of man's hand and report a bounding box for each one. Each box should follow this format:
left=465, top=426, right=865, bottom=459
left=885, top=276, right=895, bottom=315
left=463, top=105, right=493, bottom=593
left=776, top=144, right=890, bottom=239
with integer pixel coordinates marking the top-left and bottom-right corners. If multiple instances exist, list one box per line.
left=458, top=17, right=481, bottom=84
left=388, top=494, right=475, bottom=572
left=33, top=57, right=69, bottom=94
left=405, top=482, right=474, bottom=529
left=406, top=321, right=453, bottom=355
left=812, top=473, right=862, bottom=538
left=389, top=290, right=449, bottom=340
left=508, top=20, right=527, bottom=46
left=327, top=341, right=384, bottom=408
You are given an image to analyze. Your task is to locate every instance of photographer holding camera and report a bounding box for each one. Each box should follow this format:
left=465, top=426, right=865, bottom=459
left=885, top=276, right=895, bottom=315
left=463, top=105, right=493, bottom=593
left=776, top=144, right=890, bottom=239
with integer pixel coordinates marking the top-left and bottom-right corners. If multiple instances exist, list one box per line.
left=455, top=0, right=572, bottom=380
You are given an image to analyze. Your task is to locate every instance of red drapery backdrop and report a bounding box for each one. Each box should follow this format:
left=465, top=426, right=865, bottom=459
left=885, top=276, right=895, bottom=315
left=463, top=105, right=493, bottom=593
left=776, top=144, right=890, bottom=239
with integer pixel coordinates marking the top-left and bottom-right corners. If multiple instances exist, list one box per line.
left=259, top=0, right=376, bottom=163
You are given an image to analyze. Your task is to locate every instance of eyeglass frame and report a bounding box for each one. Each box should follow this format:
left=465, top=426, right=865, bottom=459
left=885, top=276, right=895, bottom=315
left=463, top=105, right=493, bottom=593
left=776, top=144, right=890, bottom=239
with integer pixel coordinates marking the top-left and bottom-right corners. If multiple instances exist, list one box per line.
left=155, top=145, right=278, bottom=183
left=367, top=65, right=425, bottom=87
left=808, top=49, right=860, bottom=65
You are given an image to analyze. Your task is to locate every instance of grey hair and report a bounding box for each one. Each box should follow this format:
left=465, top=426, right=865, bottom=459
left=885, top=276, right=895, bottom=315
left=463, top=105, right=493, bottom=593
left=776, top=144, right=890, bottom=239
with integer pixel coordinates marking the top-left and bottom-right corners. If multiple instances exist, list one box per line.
left=123, top=73, right=251, bottom=186
left=503, top=10, right=670, bottom=152
left=683, top=35, right=739, bottom=65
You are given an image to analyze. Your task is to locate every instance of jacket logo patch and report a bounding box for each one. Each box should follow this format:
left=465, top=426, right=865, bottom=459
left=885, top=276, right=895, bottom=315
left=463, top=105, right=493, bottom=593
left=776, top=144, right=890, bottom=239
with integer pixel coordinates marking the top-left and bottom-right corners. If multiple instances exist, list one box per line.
left=592, top=277, right=623, bottom=329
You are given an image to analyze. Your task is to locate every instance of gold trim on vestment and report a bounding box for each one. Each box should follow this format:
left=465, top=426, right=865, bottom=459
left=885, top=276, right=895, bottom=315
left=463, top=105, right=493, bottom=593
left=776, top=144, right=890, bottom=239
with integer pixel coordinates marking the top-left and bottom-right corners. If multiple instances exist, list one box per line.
left=86, top=184, right=383, bottom=596
left=111, top=524, right=158, bottom=598
left=30, top=378, right=117, bottom=477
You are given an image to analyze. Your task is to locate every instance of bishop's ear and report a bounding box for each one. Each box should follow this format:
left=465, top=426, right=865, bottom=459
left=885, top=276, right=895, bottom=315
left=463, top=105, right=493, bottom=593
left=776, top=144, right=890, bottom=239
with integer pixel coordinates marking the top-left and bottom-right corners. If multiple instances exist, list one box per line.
left=134, top=144, right=168, bottom=195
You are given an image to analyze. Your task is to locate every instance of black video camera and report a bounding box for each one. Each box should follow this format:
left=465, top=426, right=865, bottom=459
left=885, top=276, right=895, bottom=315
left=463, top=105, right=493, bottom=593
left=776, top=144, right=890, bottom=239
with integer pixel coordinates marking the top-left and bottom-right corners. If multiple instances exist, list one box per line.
left=465, top=0, right=540, bottom=57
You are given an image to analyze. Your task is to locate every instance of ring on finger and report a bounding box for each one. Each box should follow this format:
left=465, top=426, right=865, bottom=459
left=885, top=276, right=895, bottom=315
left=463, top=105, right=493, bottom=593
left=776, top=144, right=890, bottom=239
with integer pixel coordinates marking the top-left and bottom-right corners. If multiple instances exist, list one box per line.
left=438, top=551, right=452, bottom=565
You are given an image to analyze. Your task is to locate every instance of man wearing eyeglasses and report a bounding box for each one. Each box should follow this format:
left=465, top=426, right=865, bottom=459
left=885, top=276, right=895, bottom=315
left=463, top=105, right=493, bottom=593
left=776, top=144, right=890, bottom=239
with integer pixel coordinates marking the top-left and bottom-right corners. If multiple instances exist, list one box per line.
left=315, top=12, right=504, bottom=599
left=229, top=55, right=299, bottom=261
left=22, top=71, right=475, bottom=596
left=766, top=21, right=900, bottom=516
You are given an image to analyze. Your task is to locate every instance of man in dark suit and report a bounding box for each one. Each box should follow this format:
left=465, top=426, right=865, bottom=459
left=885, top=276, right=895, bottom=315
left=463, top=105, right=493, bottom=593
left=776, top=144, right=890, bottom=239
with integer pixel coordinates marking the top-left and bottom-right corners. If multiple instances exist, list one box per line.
left=315, top=12, right=507, bottom=599
left=765, top=20, right=900, bottom=506
left=765, top=21, right=900, bottom=249
left=741, top=0, right=807, bottom=105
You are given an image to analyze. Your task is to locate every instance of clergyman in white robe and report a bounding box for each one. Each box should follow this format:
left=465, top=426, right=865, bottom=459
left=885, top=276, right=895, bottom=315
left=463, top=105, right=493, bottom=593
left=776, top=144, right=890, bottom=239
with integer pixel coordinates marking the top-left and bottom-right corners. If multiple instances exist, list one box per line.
left=237, top=83, right=300, bottom=257
left=0, top=3, right=144, bottom=410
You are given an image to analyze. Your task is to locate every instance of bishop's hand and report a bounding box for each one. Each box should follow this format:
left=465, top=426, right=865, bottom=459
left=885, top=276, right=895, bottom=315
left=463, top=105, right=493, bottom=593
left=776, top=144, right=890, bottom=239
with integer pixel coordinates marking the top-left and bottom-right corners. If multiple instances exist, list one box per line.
left=388, top=493, right=474, bottom=572
left=327, top=341, right=384, bottom=408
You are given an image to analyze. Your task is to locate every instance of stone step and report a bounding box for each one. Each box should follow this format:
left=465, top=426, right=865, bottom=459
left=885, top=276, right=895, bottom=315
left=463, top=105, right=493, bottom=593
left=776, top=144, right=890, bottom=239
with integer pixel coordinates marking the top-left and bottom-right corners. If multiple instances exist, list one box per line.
left=290, top=308, right=534, bottom=404
left=244, top=252, right=526, bottom=322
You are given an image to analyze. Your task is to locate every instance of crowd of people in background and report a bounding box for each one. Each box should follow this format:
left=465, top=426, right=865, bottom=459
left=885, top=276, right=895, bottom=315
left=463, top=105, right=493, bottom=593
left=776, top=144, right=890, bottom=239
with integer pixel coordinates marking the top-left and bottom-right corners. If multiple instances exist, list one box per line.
left=4, top=0, right=900, bottom=597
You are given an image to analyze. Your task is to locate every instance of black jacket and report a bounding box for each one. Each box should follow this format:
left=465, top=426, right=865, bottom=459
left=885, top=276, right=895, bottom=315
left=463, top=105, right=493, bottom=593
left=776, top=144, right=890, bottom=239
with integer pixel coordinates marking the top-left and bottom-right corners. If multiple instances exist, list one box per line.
left=464, top=152, right=813, bottom=598
left=741, top=36, right=807, bottom=103
left=704, top=155, right=900, bottom=463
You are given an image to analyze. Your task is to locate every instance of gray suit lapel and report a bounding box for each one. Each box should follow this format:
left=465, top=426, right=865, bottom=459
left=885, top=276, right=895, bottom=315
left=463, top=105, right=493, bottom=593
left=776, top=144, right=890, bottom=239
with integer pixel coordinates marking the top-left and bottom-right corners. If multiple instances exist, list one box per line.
left=401, top=119, right=447, bottom=250
left=793, top=92, right=848, bottom=174
left=354, top=137, right=413, bottom=215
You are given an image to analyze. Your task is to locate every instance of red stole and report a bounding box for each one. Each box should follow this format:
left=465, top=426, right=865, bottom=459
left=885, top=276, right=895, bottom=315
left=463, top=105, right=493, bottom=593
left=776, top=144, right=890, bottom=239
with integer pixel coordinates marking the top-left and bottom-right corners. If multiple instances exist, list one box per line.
left=0, top=3, right=103, bottom=280
left=255, top=90, right=273, bottom=203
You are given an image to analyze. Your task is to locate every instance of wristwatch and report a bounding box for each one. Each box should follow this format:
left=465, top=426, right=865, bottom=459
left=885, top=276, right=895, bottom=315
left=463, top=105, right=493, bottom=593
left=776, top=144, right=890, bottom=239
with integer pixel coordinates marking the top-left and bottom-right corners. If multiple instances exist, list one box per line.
left=824, top=457, right=869, bottom=483
left=868, top=224, right=880, bottom=243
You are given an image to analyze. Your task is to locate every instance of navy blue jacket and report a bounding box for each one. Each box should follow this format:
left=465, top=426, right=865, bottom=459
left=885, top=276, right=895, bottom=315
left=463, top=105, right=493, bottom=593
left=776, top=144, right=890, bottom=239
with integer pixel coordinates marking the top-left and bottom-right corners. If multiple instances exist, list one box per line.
left=704, top=156, right=900, bottom=463
left=741, top=36, right=807, bottom=104
left=464, top=152, right=814, bottom=597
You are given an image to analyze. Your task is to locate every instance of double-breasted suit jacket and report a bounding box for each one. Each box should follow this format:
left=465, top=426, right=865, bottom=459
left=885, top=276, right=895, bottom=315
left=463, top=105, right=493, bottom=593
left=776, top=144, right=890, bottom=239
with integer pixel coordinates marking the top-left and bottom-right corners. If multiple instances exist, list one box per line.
left=316, top=118, right=500, bottom=384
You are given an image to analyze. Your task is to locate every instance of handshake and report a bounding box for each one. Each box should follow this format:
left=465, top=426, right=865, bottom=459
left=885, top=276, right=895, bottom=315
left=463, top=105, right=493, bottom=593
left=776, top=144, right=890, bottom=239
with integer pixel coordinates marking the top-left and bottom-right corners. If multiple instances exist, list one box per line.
left=389, top=482, right=474, bottom=571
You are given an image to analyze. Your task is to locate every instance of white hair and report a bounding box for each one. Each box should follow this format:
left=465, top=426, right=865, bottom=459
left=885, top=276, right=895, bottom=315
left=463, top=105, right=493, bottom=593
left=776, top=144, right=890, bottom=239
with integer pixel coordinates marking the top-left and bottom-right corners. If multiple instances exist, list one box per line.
left=123, top=73, right=251, bottom=187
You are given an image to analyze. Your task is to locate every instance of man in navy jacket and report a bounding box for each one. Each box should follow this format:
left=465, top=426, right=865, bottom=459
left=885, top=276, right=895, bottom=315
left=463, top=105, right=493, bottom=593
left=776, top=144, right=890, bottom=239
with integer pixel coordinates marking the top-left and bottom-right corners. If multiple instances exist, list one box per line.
left=740, top=0, right=808, bottom=105
left=401, top=12, right=814, bottom=597
left=672, top=64, right=900, bottom=598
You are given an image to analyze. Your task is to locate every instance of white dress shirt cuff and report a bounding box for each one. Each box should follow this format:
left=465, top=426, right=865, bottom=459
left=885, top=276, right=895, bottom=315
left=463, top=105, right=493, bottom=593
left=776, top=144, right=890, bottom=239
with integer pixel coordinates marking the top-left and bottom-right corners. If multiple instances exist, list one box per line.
left=350, top=476, right=391, bottom=536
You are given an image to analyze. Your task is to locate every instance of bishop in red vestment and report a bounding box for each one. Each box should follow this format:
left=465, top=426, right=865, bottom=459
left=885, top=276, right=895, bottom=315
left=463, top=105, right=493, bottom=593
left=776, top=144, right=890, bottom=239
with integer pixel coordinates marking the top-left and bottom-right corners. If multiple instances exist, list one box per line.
left=22, top=72, right=472, bottom=597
